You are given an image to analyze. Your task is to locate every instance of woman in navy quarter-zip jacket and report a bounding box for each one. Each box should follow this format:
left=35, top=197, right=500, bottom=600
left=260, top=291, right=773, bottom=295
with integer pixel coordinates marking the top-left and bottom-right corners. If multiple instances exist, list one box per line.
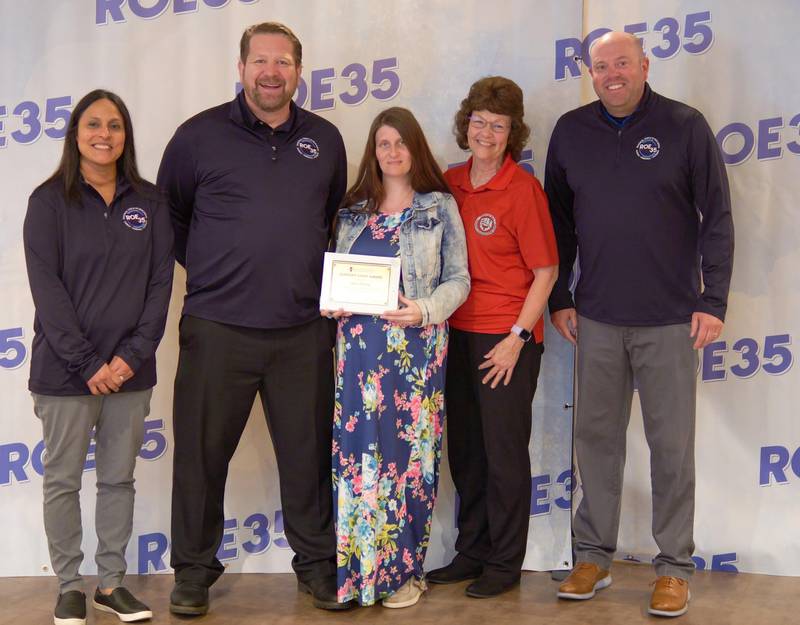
left=23, top=89, right=173, bottom=625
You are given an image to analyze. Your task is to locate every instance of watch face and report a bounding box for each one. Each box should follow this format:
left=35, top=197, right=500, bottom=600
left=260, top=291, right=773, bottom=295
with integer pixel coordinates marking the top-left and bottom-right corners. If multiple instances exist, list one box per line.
left=513, top=325, right=532, bottom=342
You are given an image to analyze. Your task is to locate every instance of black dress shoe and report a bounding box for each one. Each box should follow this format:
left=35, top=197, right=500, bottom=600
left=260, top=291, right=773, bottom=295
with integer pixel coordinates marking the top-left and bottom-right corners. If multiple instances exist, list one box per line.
left=426, top=558, right=483, bottom=585
left=169, top=581, right=209, bottom=616
left=298, top=576, right=354, bottom=610
left=465, top=575, right=520, bottom=598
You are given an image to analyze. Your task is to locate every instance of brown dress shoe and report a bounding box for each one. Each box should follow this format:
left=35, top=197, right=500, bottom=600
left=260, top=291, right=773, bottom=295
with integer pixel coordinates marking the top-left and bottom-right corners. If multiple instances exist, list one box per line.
left=557, top=562, right=612, bottom=600
left=648, top=576, right=690, bottom=617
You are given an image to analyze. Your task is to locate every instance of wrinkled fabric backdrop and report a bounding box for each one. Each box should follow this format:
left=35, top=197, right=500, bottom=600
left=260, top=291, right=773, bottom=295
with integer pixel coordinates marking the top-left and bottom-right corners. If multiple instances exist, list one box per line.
left=0, top=0, right=797, bottom=578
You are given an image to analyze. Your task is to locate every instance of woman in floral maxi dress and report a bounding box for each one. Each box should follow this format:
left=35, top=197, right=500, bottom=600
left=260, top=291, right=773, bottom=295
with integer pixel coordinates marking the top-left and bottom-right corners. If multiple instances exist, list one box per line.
left=322, top=107, right=469, bottom=608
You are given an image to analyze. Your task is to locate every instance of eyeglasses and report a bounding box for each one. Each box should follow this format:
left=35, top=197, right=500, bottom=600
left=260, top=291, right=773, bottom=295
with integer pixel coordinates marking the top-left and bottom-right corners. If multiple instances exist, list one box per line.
left=468, top=115, right=510, bottom=134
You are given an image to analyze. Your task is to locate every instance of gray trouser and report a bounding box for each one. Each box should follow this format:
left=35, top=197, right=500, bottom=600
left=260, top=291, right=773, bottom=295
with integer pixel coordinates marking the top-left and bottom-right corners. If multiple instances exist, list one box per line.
left=33, top=389, right=151, bottom=592
left=573, top=316, right=697, bottom=579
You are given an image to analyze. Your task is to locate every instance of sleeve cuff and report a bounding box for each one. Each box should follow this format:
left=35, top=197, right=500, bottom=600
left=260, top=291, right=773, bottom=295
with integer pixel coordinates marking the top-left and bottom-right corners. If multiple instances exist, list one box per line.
left=79, top=357, right=107, bottom=383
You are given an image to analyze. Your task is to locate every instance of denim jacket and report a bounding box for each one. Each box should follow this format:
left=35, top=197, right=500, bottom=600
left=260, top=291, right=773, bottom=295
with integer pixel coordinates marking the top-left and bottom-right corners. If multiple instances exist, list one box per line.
left=334, top=191, right=470, bottom=326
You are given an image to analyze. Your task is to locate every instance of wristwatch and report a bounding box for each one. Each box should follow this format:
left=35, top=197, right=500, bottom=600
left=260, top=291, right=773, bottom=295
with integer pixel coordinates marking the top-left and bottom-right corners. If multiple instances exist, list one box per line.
left=511, top=324, right=532, bottom=343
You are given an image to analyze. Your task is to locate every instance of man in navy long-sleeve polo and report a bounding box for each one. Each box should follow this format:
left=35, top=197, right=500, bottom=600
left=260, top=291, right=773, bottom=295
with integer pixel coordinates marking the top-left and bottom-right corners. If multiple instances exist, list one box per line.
left=545, top=32, right=733, bottom=618
left=157, top=22, right=348, bottom=614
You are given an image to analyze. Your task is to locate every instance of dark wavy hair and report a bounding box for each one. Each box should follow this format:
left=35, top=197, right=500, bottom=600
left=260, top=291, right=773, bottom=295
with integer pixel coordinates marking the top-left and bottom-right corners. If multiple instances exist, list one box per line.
left=43, top=89, right=145, bottom=203
left=453, top=76, right=530, bottom=161
left=343, top=107, right=450, bottom=213
left=240, top=22, right=302, bottom=65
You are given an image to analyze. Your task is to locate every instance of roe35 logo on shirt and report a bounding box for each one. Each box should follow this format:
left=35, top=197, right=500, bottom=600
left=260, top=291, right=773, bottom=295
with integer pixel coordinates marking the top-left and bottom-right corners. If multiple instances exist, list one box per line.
left=636, top=137, right=661, bottom=160
left=122, top=207, right=148, bottom=231
left=296, top=138, right=319, bottom=159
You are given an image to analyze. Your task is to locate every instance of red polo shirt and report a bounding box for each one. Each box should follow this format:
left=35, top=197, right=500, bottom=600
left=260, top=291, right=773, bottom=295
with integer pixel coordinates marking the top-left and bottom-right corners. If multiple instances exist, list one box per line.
left=445, top=154, right=558, bottom=342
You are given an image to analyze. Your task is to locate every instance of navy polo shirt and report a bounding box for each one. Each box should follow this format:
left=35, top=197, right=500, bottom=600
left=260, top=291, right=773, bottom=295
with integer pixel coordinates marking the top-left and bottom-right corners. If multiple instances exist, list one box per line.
left=23, top=178, right=175, bottom=395
left=157, top=92, right=348, bottom=329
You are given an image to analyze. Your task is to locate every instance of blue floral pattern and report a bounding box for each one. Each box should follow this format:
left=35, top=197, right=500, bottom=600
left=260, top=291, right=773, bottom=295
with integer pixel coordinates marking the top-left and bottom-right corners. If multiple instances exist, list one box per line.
left=333, top=209, right=447, bottom=605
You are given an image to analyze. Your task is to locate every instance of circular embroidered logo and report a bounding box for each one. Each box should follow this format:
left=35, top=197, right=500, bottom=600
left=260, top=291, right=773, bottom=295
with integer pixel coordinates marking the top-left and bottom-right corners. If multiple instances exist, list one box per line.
left=122, top=207, right=147, bottom=231
left=636, top=136, right=661, bottom=160
left=474, top=213, right=497, bottom=236
left=296, top=137, right=320, bottom=159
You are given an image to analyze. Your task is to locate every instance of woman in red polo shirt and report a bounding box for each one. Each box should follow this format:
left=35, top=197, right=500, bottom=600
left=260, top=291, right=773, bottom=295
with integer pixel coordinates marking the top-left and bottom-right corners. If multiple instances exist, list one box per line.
left=426, top=76, right=558, bottom=598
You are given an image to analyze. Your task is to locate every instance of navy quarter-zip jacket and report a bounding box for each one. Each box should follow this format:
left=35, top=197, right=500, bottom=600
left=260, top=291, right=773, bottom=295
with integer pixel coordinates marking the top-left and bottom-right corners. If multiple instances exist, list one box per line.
left=23, top=178, right=175, bottom=395
left=545, top=83, right=734, bottom=326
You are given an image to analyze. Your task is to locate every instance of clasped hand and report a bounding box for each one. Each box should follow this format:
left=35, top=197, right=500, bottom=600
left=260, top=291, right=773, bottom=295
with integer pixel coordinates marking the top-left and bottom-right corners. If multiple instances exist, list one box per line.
left=86, top=356, right=134, bottom=396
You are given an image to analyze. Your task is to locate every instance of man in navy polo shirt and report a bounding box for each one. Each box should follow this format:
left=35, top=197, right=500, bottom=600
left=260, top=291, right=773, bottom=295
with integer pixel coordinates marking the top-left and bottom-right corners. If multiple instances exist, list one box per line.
left=157, top=22, right=348, bottom=614
left=545, top=32, right=733, bottom=617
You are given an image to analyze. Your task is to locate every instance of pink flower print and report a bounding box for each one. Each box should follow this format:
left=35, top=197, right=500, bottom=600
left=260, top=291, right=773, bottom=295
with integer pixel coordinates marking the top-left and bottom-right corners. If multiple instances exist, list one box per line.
left=393, top=389, right=408, bottom=410
left=402, top=548, right=414, bottom=572
left=368, top=217, right=387, bottom=239
left=409, top=394, right=423, bottom=421
left=345, top=415, right=358, bottom=432
left=350, top=323, right=363, bottom=337
left=338, top=577, right=354, bottom=601
left=358, top=367, right=387, bottom=417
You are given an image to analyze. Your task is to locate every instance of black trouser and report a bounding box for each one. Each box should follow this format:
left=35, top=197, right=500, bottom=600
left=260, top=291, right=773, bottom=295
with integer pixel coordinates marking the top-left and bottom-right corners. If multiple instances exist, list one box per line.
left=444, top=328, right=542, bottom=582
left=170, top=315, right=336, bottom=587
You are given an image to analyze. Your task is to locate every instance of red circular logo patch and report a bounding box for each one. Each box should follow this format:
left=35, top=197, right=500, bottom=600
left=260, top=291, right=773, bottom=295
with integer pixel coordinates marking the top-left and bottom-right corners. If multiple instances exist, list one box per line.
left=474, top=213, right=497, bottom=236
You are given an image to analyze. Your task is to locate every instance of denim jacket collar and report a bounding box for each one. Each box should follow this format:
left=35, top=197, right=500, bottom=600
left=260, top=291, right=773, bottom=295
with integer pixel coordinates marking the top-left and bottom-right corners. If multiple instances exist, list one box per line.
left=339, top=191, right=441, bottom=220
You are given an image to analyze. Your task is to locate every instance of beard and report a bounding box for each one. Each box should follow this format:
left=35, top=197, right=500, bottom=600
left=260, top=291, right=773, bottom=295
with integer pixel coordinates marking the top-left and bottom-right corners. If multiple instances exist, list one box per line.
left=246, top=80, right=296, bottom=114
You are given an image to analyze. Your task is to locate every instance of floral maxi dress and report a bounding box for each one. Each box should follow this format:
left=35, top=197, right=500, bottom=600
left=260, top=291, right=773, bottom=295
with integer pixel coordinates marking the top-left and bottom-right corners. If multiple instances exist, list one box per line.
left=333, top=208, right=447, bottom=605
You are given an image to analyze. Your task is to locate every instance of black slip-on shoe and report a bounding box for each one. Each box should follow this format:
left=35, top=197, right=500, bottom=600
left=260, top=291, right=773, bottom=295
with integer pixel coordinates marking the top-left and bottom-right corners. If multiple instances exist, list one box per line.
left=54, top=590, right=86, bottom=625
left=93, top=587, right=152, bottom=622
left=169, top=581, right=209, bottom=616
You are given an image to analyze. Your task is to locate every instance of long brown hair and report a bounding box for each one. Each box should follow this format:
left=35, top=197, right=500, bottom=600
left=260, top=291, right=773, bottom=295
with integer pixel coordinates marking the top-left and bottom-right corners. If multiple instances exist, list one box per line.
left=41, top=89, right=147, bottom=203
left=343, top=107, right=450, bottom=213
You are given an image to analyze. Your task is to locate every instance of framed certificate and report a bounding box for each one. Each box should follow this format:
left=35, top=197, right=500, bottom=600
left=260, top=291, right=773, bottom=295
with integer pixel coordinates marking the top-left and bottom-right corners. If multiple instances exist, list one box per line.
left=320, top=252, right=401, bottom=315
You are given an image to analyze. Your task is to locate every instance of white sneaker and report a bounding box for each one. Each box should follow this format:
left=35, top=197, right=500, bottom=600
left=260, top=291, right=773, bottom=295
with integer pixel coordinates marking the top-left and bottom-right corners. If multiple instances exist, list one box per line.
left=382, top=577, right=427, bottom=608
